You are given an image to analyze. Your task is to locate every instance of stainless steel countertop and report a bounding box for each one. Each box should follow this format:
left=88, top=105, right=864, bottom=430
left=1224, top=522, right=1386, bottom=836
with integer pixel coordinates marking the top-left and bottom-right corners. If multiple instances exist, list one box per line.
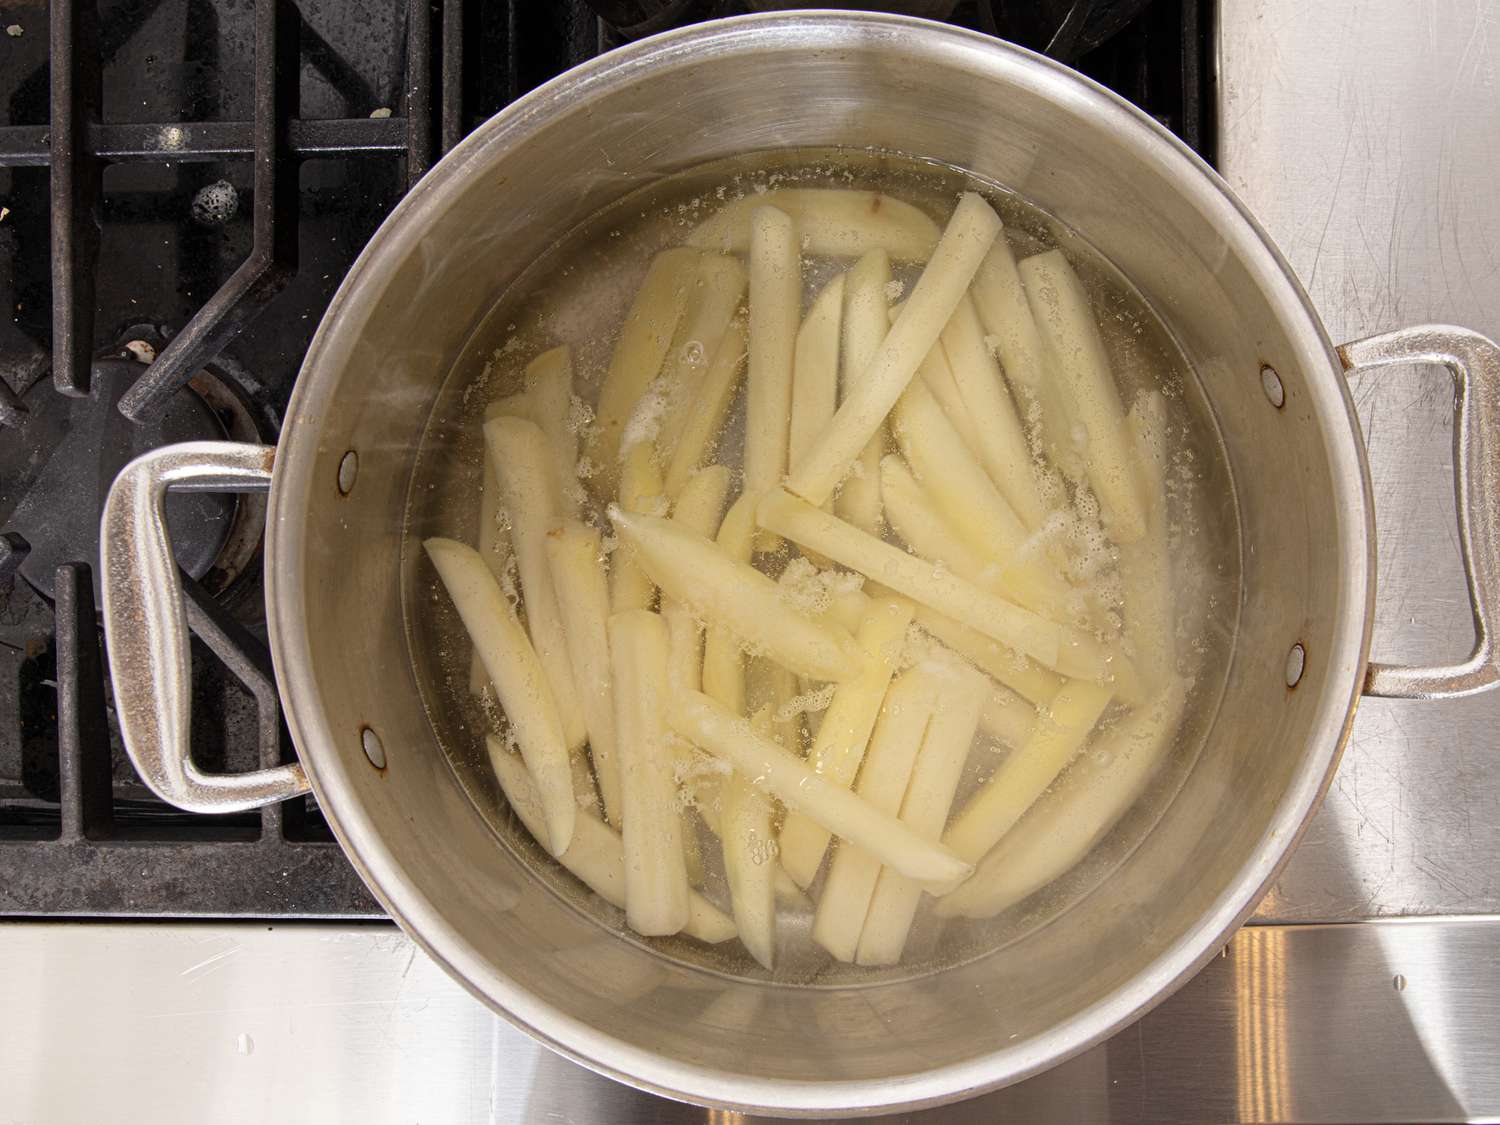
left=6, top=2, right=1500, bottom=1120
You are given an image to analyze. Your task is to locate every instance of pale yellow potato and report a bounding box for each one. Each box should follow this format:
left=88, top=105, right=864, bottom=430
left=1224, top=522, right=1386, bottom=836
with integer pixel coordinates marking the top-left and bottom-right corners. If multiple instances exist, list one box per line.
left=979, top=685, right=1038, bottom=748
left=1019, top=249, right=1147, bottom=541
left=489, top=741, right=736, bottom=944
left=939, top=680, right=1114, bottom=871
left=688, top=188, right=941, bottom=261
left=663, top=465, right=732, bottom=692
left=971, top=236, right=1083, bottom=479
left=787, top=193, right=1002, bottom=507
left=700, top=494, right=757, bottom=715
left=611, top=440, right=665, bottom=612
left=916, top=333, right=985, bottom=455
left=913, top=607, right=1064, bottom=708
left=662, top=318, right=747, bottom=498
left=656, top=254, right=748, bottom=461
left=692, top=768, right=809, bottom=909
left=468, top=448, right=513, bottom=695
left=483, top=416, right=588, bottom=751
left=1118, top=390, right=1176, bottom=695
left=811, top=666, right=936, bottom=961
left=789, top=273, right=846, bottom=477
left=425, top=538, right=574, bottom=855
left=838, top=249, right=892, bottom=533
left=941, top=294, right=1048, bottom=527
left=879, top=454, right=1082, bottom=628
left=666, top=689, right=971, bottom=885
left=587, top=247, right=699, bottom=494
left=856, top=655, right=988, bottom=965
left=744, top=206, right=801, bottom=510
left=938, top=678, right=1186, bottom=919
left=821, top=584, right=873, bottom=634
left=757, top=488, right=1077, bottom=673
left=722, top=708, right=778, bottom=970
left=780, top=594, right=915, bottom=888
left=487, top=345, right=582, bottom=515
left=545, top=521, right=622, bottom=826
left=609, top=506, right=865, bottom=683
left=892, top=376, right=1077, bottom=622
left=609, top=609, right=691, bottom=936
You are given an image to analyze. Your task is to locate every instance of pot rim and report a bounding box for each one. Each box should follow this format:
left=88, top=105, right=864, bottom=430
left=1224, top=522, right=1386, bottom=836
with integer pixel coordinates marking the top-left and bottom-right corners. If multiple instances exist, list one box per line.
left=267, top=11, right=1376, bottom=1115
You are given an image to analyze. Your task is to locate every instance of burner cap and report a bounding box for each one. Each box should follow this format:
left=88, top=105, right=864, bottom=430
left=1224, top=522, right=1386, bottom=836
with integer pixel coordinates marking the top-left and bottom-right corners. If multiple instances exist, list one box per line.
left=0, top=358, right=235, bottom=603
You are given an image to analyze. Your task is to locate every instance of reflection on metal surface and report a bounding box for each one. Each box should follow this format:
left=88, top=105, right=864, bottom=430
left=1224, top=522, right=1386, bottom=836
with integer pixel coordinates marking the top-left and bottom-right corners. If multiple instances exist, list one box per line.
left=1221, top=0, right=1500, bottom=922
left=1234, top=934, right=1287, bottom=1121
left=2, top=920, right=1498, bottom=1123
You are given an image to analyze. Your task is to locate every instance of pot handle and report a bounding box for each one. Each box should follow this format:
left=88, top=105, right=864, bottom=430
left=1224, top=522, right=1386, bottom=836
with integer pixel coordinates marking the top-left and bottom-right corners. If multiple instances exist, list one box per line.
left=1339, top=325, right=1500, bottom=699
left=99, top=440, right=311, bottom=813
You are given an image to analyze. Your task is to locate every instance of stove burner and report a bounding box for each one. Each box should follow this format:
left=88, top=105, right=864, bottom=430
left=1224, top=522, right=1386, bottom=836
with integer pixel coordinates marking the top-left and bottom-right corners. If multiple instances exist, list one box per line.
left=0, top=345, right=263, bottom=604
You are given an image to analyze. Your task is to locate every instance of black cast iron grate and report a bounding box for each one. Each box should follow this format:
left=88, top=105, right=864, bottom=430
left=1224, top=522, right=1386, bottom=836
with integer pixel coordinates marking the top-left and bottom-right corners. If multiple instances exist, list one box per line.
left=0, top=0, right=1210, bottom=917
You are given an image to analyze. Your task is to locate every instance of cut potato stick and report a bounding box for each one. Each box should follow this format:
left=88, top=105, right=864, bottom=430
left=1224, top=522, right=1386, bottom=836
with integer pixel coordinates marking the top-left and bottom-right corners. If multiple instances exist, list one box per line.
left=979, top=685, right=1038, bottom=748
left=485, top=351, right=578, bottom=516
left=544, top=521, right=622, bottom=826
left=611, top=440, right=666, bottom=612
left=780, top=594, right=915, bottom=888
left=789, top=273, right=845, bottom=478
left=700, top=494, right=757, bottom=714
left=916, top=333, right=985, bottom=456
left=856, top=656, right=988, bottom=965
left=787, top=193, right=1002, bottom=507
left=811, top=667, right=936, bottom=960
left=524, top=347, right=581, bottom=509
left=609, top=506, right=865, bottom=682
left=1119, top=391, right=1176, bottom=695
left=656, top=254, right=748, bottom=461
left=468, top=448, right=513, bottom=695
left=938, top=678, right=1186, bottom=919
left=757, top=488, right=1080, bottom=674
left=587, top=247, right=699, bottom=494
left=820, top=584, right=873, bottom=635
left=892, top=376, right=1076, bottom=620
left=722, top=707, right=778, bottom=970
left=688, top=189, right=941, bottom=261
left=489, top=742, right=735, bottom=944
left=425, top=538, right=573, bottom=855
left=913, top=607, right=1063, bottom=708
left=941, top=294, right=1048, bottom=527
left=838, top=249, right=892, bottom=533
left=666, top=689, right=971, bottom=885
left=484, top=416, right=589, bottom=751
left=664, top=465, right=732, bottom=692
left=971, top=236, right=1083, bottom=479
left=744, top=206, right=801, bottom=510
left=939, top=680, right=1114, bottom=871
left=1019, top=249, right=1147, bottom=541
left=880, top=454, right=1082, bottom=628
left=609, top=609, right=691, bottom=936
left=695, top=789, right=808, bottom=909
left=751, top=658, right=804, bottom=753
left=663, top=319, right=747, bottom=498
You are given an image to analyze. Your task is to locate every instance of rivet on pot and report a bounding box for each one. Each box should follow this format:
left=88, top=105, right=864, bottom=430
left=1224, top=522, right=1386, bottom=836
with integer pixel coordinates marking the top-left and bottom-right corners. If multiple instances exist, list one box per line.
left=1260, top=364, right=1285, bottom=409
left=360, top=725, right=387, bottom=770
left=337, top=449, right=359, bottom=495
left=1285, top=643, right=1306, bottom=689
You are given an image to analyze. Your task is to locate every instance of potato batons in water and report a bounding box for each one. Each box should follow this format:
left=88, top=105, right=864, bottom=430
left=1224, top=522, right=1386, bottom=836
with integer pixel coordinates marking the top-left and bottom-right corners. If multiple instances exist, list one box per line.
left=405, top=150, right=1237, bottom=982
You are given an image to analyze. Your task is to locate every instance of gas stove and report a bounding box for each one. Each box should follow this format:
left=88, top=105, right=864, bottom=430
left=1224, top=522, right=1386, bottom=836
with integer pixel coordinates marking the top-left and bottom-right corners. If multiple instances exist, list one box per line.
left=0, top=0, right=1209, bottom=917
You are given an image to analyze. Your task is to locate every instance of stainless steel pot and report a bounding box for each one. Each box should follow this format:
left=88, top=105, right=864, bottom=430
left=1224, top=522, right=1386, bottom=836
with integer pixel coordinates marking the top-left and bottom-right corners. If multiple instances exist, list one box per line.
left=97, top=12, right=1500, bottom=1116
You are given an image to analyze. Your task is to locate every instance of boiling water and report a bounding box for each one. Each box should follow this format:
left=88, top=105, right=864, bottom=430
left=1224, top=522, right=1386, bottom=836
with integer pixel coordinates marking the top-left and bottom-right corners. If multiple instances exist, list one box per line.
left=402, top=149, right=1240, bottom=984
